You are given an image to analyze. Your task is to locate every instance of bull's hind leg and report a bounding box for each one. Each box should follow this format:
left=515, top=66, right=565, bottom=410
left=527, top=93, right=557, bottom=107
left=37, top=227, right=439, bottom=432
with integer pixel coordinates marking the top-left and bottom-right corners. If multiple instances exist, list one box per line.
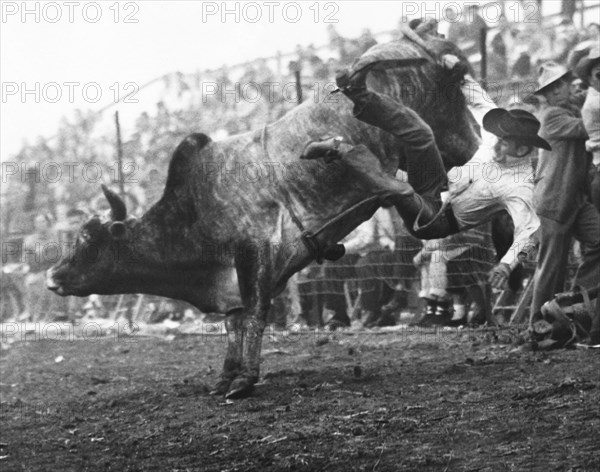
left=304, top=143, right=457, bottom=239
left=210, top=308, right=244, bottom=395
left=225, top=243, right=271, bottom=399
left=303, top=141, right=415, bottom=201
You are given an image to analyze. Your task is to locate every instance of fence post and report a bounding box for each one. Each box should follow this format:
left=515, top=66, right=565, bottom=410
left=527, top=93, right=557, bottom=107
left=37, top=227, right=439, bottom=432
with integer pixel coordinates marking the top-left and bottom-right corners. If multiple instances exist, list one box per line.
left=480, top=27, right=487, bottom=83
left=114, top=111, right=125, bottom=198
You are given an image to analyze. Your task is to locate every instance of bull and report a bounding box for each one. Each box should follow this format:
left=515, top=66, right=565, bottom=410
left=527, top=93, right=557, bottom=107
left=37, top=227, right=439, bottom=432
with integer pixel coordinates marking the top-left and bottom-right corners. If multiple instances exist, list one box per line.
left=47, top=31, right=480, bottom=398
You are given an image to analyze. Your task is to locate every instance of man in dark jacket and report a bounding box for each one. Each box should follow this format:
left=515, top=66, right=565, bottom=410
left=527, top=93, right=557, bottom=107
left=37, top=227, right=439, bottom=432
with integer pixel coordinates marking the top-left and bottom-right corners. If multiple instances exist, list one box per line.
left=531, top=62, right=600, bottom=343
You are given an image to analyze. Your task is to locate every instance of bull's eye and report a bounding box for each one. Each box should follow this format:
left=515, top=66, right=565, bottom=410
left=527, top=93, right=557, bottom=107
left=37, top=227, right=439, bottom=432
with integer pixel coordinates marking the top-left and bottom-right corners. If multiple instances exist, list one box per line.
left=78, top=231, right=91, bottom=245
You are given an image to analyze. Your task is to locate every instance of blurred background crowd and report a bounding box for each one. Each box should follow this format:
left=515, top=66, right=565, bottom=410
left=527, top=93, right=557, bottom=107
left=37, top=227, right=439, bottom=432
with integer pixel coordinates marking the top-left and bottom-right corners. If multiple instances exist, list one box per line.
left=1, top=0, right=598, bottom=329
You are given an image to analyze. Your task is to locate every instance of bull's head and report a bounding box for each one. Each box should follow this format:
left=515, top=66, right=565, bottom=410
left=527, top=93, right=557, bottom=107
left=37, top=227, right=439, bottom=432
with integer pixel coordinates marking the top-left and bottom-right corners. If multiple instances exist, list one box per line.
left=418, top=35, right=481, bottom=167
left=366, top=30, right=481, bottom=168
left=46, top=185, right=135, bottom=297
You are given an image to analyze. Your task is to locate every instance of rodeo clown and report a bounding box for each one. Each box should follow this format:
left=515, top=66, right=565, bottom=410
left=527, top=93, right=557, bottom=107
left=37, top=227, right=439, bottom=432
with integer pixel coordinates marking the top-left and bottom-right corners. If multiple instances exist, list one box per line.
left=303, top=55, right=548, bottom=325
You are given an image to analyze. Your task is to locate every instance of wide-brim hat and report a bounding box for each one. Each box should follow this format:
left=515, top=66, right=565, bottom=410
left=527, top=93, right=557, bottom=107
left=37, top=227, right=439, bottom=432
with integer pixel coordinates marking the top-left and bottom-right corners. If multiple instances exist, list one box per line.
left=574, top=46, right=600, bottom=82
left=483, top=108, right=551, bottom=151
left=533, top=61, right=572, bottom=95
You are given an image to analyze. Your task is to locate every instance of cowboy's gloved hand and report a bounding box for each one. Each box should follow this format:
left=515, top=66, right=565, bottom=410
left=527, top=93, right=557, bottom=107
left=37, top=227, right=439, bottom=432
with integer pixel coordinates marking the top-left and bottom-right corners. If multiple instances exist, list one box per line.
left=441, top=54, right=461, bottom=70
left=489, top=262, right=511, bottom=290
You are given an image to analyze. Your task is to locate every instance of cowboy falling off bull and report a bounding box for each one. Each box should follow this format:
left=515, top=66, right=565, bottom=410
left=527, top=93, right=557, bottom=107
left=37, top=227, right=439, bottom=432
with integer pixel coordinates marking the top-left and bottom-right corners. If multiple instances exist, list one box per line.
left=301, top=52, right=555, bottom=328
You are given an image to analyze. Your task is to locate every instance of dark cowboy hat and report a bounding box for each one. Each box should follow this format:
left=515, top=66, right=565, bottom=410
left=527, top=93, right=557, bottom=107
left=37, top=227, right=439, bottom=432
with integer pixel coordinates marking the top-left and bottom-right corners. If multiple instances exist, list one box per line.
left=574, top=46, right=600, bottom=82
left=483, top=108, right=551, bottom=151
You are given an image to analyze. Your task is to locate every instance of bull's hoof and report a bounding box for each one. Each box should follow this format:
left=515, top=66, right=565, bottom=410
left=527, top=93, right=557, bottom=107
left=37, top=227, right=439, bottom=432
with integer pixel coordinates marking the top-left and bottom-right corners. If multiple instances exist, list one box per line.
left=209, top=377, right=233, bottom=396
left=225, top=375, right=258, bottom=399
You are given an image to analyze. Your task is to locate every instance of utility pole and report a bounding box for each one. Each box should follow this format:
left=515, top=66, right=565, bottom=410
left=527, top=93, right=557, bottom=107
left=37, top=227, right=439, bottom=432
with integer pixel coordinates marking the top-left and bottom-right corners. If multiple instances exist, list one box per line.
left=114, top=111, right=125, bottom=198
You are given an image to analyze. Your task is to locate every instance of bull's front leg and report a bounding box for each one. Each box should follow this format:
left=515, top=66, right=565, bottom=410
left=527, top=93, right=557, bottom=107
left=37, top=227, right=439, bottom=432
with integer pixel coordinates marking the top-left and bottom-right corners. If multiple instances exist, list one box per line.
left=225, top=315, right=267, bottom=399
left=225, top=243, right=272, bottom=399
left=210, top=309, right=244, bottom=395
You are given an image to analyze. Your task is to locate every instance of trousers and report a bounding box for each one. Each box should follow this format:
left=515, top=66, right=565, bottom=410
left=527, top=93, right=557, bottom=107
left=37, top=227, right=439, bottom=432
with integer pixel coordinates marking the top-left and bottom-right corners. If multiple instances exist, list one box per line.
left=531, top=202, right=600, bottom=335
left=344, top=89, right=460, bottom=239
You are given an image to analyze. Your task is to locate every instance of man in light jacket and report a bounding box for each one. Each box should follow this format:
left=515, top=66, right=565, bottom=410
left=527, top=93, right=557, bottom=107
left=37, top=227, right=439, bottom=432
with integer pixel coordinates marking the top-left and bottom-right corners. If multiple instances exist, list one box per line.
left=575, top=46, right=600, bottom=211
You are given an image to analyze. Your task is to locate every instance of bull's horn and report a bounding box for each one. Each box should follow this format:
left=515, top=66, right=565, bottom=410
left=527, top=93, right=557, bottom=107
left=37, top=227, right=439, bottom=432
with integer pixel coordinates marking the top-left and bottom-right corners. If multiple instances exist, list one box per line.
left=101, top=184, right=127, bottom=221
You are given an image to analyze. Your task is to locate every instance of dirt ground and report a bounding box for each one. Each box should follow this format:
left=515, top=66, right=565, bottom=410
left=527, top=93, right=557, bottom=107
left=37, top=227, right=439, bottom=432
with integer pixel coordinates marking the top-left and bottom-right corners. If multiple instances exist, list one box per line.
left=1, top=323, right=599, bottom=472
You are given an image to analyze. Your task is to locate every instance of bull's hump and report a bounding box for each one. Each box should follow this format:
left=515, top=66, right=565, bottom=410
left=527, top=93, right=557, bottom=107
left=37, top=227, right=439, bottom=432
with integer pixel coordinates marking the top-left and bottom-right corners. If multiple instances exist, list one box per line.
left=165, top=133, right=212, bottom=189
left=182, top=133, right=211, bottom=151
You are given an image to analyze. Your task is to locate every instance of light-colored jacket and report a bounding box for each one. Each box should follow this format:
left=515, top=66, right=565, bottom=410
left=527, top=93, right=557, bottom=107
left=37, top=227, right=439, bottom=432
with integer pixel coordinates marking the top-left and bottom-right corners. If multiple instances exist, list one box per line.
left=448, top=145, right=539, bottom=267
left=582, top=87, right=600, bottom=166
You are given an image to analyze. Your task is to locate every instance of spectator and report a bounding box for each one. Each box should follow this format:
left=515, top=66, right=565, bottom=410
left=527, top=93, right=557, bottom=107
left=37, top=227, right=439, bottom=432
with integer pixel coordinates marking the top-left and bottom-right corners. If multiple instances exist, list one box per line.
left=296, top=255, right=360, bottom=330
left=575, top=46, right=600, bottom=211
left=447, top=4, right=488, bottom=63
left=142, top=168, right=164, bottom=209
left=56, top=208, right=87, bottom=240
left=327, top=25, right=350, bottom=64
left=547, top=17, right=580, bottom=64
left=377, top=210, right=422, bottom=321
left=412, top=237, right=455, bottom=327
left=55, top=208, right=88, bottom=320
left=586, top=23, right=600, bottom=42
left=570, top=78, right=588, bottom=109
left=357, top=29, right=377, bottom=55
left=409, top=18, right=442, bottom=38
left=412, top=228, right=494, bottom=327
left=437, top=5, right=458, bottom=39
left=511, top=47, right=532, bottom=79
left=489, top=31, right=508, bottom=81
left=348, top=208, right=397, bottom=327
left=310, top=55, right=331, bottom=82
left=22, top=213, right=59, bottom=321
left=530, top=62, right=600, bottom=343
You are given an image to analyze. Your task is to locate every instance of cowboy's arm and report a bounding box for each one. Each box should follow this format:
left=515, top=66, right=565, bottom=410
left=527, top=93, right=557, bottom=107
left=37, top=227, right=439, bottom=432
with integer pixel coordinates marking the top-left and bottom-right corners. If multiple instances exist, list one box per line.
left=500, top=192, right=540, bottom=268
left=489, top=193, right=539, bottom=289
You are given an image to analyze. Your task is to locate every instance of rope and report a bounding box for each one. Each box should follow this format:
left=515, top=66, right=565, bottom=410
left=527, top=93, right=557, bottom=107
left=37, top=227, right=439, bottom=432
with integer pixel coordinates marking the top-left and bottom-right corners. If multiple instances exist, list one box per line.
left=260, top=125, right=382, bottom=264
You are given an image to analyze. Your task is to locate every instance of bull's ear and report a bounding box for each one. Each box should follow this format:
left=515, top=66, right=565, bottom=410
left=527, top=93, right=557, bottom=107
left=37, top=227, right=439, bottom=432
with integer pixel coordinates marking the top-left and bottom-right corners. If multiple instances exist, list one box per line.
left=109, top=221, right=127, bottom=240
left=101, top=185, right=127, bottom=222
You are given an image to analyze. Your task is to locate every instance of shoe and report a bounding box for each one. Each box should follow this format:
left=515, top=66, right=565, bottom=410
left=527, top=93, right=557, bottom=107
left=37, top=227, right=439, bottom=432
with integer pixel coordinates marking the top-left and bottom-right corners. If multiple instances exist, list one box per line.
left=445, top=316, right=467, bottom=327
left=325, top=313, right=351, bottom=331
left=432, top=302, right=453, bottom=326
left=381, top=297, right=401, bottom=315
left=376, top=311, right=396, bottom=327
left=468, top=314, right=487, bottom=327
left=411, top=299, right=437, bottom=327
left=362, top=310, right=379, bottom=328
